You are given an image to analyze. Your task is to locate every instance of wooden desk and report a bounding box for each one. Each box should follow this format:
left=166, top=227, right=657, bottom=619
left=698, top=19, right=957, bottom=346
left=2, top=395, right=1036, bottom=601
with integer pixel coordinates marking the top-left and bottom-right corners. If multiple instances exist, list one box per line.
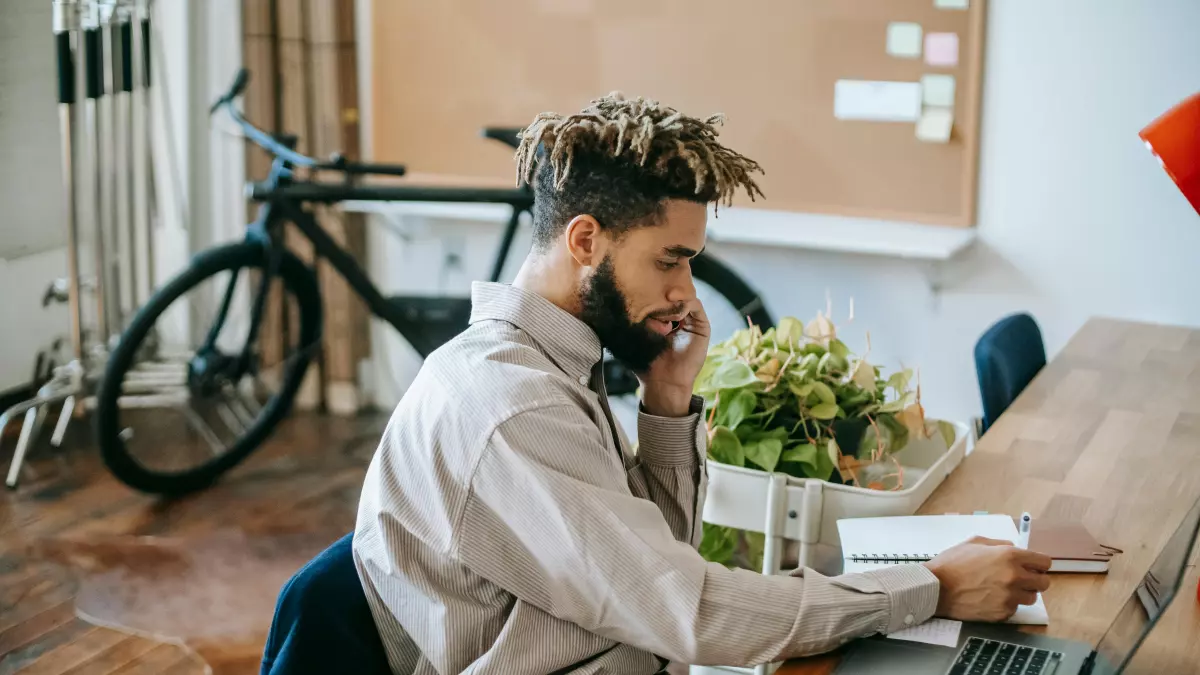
left=780, top=318, right=1200, bottom=675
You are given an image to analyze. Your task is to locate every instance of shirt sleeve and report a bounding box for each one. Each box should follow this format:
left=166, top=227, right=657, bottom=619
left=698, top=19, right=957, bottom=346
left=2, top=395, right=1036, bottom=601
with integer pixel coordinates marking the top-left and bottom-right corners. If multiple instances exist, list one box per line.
left=635, top=394, right=707, bottom=548
left=454, top=404, right=941, bottom=667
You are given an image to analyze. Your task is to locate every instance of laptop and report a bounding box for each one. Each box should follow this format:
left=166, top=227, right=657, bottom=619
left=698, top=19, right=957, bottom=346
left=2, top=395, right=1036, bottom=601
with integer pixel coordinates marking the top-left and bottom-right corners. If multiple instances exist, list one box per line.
left=835, top=496, right=1200, bottom=675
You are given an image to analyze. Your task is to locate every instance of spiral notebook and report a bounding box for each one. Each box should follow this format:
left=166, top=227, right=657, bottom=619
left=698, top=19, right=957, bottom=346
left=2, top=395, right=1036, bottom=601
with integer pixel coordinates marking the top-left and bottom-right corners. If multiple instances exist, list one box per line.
left=837, top=514, right=1049, bottom=625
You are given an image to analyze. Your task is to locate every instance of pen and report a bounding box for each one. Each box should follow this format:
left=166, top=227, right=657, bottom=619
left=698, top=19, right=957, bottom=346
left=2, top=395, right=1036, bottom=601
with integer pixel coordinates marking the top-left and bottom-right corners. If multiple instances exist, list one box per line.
left=1018, top=512, right=1032, bottom=550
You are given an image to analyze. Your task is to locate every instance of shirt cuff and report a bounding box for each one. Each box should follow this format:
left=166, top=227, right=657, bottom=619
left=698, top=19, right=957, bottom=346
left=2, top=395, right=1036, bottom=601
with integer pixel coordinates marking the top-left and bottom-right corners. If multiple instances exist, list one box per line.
left=864, top=564, right=941, bottom=634
left=637, top=394, right=704, bottom=465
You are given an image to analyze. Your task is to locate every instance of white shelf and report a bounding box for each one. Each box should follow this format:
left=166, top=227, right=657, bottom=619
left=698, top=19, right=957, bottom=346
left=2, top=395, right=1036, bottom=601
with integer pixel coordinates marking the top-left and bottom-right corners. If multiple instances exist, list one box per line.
left=342, top=200, right=976, bottom=262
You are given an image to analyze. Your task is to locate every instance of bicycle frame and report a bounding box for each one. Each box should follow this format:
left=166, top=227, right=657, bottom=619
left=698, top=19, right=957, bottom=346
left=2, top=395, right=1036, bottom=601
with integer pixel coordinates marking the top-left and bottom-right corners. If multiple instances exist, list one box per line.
left=200, top=150, right=534, bottom=382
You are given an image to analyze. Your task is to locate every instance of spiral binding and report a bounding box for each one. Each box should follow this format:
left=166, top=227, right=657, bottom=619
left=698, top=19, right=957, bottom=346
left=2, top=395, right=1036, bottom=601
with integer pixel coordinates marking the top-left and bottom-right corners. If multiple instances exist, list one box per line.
left=848, top=553, right=935, bottom=564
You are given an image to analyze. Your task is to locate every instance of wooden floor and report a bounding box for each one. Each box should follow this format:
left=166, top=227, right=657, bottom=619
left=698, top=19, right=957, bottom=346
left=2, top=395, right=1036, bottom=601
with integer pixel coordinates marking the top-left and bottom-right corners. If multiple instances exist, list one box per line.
left=0, top=410, right=388, bottom=675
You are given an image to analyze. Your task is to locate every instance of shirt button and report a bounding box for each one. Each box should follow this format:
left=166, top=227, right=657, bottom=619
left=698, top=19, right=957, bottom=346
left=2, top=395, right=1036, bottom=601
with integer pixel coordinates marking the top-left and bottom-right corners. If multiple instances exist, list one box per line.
left=904, top=614, right=915, bottom=625
left=579, top=375, right=589, bottom=385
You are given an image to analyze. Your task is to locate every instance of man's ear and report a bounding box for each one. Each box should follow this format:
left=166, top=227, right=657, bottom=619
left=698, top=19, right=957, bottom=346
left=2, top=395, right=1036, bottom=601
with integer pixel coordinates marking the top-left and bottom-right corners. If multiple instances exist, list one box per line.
left=562, top=214, right=607, bottom=268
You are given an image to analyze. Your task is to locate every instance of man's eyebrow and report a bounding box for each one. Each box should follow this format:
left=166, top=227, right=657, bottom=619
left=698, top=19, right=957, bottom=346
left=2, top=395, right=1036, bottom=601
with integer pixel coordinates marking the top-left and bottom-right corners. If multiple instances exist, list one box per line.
left=663, top=245, right=704, bottom=257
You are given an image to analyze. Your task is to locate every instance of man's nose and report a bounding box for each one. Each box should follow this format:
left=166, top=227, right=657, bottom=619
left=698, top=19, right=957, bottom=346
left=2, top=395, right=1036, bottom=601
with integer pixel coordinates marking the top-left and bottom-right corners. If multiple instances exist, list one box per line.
left=666, top=270, right=696, bottom=305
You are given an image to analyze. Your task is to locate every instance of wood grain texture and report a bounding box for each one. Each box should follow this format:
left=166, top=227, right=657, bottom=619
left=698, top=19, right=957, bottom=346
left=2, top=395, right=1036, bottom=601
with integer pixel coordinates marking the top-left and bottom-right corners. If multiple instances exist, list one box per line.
left=0, top=412, right=385, bottom=675
left=369, top=0, right=988, bottom=226
left=781, top=318, right=1200, bottom=674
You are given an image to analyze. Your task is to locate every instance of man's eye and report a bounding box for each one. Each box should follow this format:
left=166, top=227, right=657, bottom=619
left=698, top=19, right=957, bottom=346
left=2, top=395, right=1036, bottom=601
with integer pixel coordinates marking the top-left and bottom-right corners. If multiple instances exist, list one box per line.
left=657, top=260, right=679, bottom=270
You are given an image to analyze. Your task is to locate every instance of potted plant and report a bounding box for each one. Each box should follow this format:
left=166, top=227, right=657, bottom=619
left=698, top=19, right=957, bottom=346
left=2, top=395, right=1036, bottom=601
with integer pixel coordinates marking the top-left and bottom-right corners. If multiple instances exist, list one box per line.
left=695, top=305, right=958, bottom=570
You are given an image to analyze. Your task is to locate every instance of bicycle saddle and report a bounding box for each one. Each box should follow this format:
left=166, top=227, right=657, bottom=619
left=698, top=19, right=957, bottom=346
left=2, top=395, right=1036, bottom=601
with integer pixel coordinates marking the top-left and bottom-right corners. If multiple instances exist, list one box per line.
left=482, top=127, right=523, bottom=150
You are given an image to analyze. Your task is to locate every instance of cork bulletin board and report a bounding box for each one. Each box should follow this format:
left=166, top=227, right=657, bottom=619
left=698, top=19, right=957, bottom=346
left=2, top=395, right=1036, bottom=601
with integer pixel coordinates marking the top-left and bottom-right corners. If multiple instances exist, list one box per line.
left=370, top=0, right=987, bottom=227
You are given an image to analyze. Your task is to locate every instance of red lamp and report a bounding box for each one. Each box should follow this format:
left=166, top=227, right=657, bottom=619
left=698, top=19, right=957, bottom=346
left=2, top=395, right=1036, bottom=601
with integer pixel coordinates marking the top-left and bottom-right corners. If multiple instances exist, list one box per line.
left=1140, top=93, right=1200, bottom=215
left=1140, top=93, right=1200, bottom=606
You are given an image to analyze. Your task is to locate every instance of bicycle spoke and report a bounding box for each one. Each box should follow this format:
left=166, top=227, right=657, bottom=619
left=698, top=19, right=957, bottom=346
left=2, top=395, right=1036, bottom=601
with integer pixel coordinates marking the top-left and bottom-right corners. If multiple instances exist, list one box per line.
left=181, top=406, right=227, bottom=457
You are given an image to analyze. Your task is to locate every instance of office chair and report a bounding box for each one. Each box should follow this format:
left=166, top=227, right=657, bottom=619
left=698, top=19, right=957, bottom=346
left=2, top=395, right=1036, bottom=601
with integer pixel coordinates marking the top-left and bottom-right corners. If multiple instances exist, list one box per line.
left=974, top=313, right=1047, bottom=435
left=260, top=533, right=392, bottom=675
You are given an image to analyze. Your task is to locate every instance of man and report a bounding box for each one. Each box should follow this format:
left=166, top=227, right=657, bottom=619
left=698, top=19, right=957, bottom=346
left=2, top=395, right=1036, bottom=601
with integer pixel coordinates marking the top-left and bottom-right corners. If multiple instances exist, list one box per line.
left=353, top=93, right=1052, bottom=674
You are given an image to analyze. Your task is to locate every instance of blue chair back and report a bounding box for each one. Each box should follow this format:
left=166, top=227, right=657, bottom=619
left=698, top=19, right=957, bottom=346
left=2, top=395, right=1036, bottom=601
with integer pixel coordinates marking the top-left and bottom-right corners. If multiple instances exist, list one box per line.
left=261, top=533, right=392, bottom=675
left=974, top=313, right=1047, bottom=434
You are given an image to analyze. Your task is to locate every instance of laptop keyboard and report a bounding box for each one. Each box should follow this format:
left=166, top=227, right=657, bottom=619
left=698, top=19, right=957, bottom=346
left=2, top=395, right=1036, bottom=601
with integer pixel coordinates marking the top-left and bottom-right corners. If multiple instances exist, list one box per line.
left=947, top=637, right=1063, bottom=675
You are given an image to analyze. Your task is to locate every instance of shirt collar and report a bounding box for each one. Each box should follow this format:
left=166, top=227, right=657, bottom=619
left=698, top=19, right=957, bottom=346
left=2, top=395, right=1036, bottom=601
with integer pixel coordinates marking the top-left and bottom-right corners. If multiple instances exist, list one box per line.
left=469, top=281, right=603, bottom=384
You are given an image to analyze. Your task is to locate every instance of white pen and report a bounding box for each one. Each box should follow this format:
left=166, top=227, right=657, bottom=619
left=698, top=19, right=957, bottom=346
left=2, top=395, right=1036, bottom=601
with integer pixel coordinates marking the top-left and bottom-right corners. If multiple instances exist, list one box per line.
left=1017, top=512, right=1032, bottom=550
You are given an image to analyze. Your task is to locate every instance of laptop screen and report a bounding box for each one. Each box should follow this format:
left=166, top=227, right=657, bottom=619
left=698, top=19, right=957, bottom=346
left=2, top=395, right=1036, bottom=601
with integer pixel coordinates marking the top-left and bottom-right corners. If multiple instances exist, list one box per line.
left=1093, top=497, right=1200, bottom=674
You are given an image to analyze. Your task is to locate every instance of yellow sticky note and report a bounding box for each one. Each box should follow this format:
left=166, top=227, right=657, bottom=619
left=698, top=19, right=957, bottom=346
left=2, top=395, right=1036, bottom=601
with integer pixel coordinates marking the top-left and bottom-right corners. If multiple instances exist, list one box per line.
left=916, top=107, right=954, bottom=143
left=887, top=22, right=923, bottom=59
left=921, top=74, right=956, bottom=107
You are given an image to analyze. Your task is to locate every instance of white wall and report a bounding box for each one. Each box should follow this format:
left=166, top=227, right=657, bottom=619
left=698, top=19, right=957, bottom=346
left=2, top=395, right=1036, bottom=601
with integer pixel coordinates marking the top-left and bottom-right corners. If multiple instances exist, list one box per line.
left=360, top=0, right=1200, bottom=426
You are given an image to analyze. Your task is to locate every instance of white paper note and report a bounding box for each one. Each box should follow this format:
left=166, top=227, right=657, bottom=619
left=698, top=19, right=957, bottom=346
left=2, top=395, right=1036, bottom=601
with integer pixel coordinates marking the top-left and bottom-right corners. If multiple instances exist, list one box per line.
left=834, top=80, right=922, bottom=122
left=888, top=618, right=963, bottom=648
left=922, top=74, right=956, bottom=107
left=916, top=107, right=954, bottom=142
left=935, top=0, right=969, bottom=9
left=887, top=22, right=923, bottom=58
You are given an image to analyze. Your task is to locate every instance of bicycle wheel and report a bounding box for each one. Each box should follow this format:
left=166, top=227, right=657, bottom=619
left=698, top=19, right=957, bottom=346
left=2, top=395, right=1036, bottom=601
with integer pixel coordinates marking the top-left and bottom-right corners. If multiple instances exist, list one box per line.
left=605, top=251, right=773, bottom=396
left=95, top=240, right=323, bottom=496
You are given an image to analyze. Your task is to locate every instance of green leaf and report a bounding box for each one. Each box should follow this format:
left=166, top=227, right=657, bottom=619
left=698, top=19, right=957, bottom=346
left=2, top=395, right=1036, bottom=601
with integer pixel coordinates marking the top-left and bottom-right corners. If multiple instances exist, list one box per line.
left=877, top=414, right=910, bottom=454
left=693, top=356, right=724, bottom=394
left=809, top=402, right=839, bottom=420
left=878, top=391, right=914, bottom=413
left=788, top=381, right=815, bottom=399
left=710, top=360, right=759, bottom=390
left=742, top=531, right=766, bottom=571
left=699, top=523, right=739, bottom=566
left=802, top=343, right=827, bottom=357
left=857, top=418, right=894, bottom=459
left=886, top=369, right=913, bottom=394
left=744, top=438, right=783, bottom=472
left=775, top=317, right=804, bottom=350
left=810, top=381, right=836, bottom=405
left=814, top=440, right=836, bottom=480
left=937, top=420, right=957, bottom=449
left=781, top=442, right=819, bottom=475
left=829, top=339, right=851, bottom=359
left=709, top=426, right=744, bottom=466
left=720, top=390, right=758, bottom=429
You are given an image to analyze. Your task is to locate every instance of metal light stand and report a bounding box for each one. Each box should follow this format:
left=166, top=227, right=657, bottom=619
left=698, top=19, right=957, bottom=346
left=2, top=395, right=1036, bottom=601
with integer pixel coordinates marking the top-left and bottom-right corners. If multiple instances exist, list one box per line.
left=113, top=0, right=190, bottom=407
left=1, top=0, right=92, bottom=488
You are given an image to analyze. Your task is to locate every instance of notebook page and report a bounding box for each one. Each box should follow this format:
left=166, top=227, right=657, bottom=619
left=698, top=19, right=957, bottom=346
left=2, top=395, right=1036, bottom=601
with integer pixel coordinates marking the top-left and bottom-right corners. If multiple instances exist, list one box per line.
left=839, top=515, right=1020, bottom=571
left=838, top=515, right=1047, bottom=625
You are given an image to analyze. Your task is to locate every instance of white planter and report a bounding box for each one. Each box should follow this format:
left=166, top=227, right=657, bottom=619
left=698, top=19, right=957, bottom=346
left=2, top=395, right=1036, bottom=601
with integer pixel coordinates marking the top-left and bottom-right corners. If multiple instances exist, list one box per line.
left=689, top=420, right=971, bottom=675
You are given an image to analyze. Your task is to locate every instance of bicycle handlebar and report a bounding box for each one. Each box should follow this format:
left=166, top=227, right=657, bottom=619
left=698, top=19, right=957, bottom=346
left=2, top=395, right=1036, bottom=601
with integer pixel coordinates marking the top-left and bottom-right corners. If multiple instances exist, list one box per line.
left=212, top=68, right=408, bottom=178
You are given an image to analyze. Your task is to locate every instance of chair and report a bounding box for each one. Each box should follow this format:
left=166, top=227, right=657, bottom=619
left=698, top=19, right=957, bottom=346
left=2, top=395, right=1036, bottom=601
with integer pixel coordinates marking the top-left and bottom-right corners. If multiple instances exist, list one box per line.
left=974, top=313, right=1047, bottom=435
left=260, top=533, right=392, bottom=675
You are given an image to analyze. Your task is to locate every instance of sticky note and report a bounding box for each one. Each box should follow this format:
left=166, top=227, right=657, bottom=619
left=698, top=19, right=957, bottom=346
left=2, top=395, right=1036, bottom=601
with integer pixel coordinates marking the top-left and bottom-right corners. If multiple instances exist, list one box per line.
left=921, top=74, right=956, bottom=107
left=887, top=22, right=923, bottom=59
left=834, top=80, right=922, bottom=123
left=935, top=0, right=969, bottom=8
left=925, top=32, right=959, bottom=67
left=916, top=107, right=954, bottom=142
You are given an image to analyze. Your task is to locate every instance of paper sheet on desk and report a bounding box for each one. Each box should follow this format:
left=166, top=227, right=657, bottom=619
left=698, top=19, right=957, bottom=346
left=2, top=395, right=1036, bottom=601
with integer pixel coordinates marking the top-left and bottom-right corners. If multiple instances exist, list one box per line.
left=888, top=618, right=962, bottom=647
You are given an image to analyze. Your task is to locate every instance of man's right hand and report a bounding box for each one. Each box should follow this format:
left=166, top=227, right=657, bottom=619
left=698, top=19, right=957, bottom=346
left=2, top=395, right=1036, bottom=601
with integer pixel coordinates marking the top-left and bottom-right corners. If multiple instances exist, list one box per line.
left=922, top=536, right=1053, bottom=622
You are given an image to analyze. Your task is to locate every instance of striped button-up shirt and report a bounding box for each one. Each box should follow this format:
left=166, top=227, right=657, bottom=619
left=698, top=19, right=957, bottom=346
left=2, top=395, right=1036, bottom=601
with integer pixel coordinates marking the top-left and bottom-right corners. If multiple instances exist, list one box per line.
left=353, top=281, right=939, bottom=674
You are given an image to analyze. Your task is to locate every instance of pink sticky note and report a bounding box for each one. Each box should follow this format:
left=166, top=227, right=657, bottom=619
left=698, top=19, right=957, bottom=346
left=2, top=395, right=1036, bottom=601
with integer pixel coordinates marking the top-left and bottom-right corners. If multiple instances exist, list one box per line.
left=925, top=32, right=959, bottom=67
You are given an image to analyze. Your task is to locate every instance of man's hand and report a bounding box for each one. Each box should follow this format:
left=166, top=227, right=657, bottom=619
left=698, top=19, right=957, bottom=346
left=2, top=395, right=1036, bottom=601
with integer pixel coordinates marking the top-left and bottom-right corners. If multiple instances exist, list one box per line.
left=640, top=301, right=711, bottom=418
left=922, top=536, right=1052, bottom=622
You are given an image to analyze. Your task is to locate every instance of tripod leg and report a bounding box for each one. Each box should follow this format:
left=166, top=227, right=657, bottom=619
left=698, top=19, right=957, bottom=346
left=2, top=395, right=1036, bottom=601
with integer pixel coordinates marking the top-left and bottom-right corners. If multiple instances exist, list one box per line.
left=50, top=396, right=76, bottom=447
left=6, top=408, right=40, bottom=488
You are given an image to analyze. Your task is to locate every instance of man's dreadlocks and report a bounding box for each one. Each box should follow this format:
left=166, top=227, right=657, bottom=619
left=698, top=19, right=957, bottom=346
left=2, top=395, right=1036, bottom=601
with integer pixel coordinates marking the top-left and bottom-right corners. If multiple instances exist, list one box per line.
left=515, top=92, right=765, bottom=249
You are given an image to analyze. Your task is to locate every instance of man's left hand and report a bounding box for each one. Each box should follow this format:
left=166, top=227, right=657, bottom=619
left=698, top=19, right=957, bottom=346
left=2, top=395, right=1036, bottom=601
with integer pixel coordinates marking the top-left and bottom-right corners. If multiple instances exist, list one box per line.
left=639, top=301, right=711, bottom=417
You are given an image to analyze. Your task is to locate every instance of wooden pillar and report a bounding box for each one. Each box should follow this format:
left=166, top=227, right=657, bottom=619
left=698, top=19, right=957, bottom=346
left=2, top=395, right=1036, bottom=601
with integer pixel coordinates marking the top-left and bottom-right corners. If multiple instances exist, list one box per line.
left=240, top=0, right=370, bottom=414
left=305, top=0, right=370, bottom=415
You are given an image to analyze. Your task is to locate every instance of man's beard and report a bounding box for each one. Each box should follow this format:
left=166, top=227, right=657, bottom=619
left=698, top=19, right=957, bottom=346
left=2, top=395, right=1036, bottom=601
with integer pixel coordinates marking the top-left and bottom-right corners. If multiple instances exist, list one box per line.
left=578, top=256, right=671, bottom=373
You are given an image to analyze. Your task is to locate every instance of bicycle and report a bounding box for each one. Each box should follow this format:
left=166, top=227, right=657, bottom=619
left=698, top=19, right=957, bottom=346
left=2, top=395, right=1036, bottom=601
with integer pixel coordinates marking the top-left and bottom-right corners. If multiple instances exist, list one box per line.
left=94, top=69, right=774, bottom=496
